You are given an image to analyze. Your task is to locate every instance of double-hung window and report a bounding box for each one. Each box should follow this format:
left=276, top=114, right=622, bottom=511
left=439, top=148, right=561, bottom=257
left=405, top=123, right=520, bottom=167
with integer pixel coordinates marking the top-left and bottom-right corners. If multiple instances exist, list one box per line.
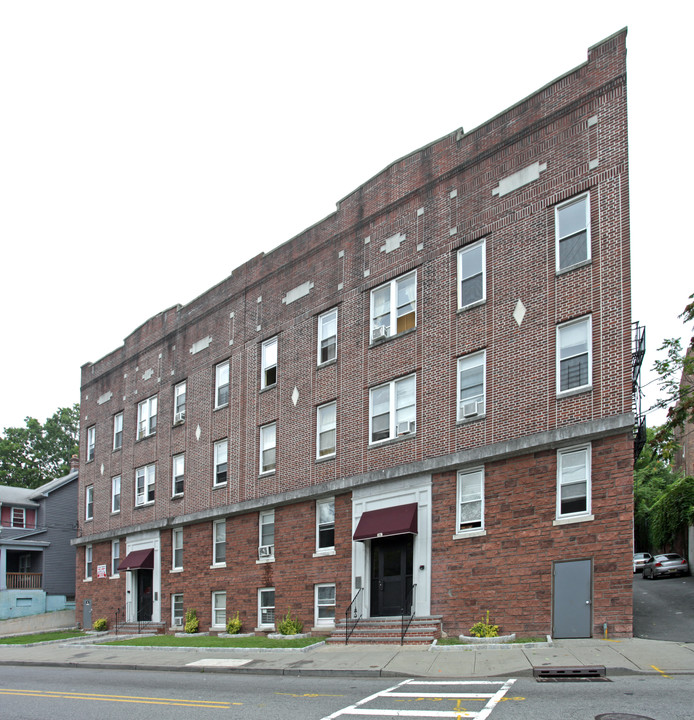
left=212, top=519, right=226, bottom=565
left=258, top=588, right=275, bottom=627
left=214, top=440, right=228, bottom=486
left=111, top=476, right=121, bottom=513
left=457, top=350, right=486, bottom=420
left=557, top=445, right=591, bottom=518
left=111, top=539, right=120, bottom=576
left=172, top=594, right=184, bottom=627
left=316, top=498, right=335, bottom=552
left=172, top=528, right=183, bottom=570
left=174, top=381, right=186, bottom=423
left=137, top=396, right=157, bottom=439
left=135, top=464, right=155, bottom=506
left=316, top=402, right=336, bottom=458
left=215, top=361, right=230, bottom=408
left=456, top=468, right=484, bottom=533
left=172, top=454, right=185, bottom=496
left=457, top=239, right=486, bottom=309
left=85, top=545, right=93, bottom=580
left=369, top=374, right=416, bottom=443
left=260, top=423, right=276, bottom=474
left=370, top=271, right=416, bottom=342
left=318, top=308, right=338, bottom=364
left=113, top=412, right=123, bottom=450
left=261, top=337, right=278, bottom=389
left=212, top=591, right=226, bottom=628
left=556, top=193, right=590, bottom=271
left=315, top=583, right=336, bottom=626
left=259, top=509, right=275, bottom=560
left=87, top=426, right=95, bottom=461
left=11, top=507, right=26, bottom=528
left=557, top=316, right=592, bottom=393
left=85, top=485, right=94, bottom=521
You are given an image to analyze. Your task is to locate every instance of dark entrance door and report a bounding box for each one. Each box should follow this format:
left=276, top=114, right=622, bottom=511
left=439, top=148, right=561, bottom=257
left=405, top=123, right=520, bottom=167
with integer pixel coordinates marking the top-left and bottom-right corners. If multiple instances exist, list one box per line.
left=370, top=535, right=413, bottom=616
left=137, top=569, right=153, bottom=621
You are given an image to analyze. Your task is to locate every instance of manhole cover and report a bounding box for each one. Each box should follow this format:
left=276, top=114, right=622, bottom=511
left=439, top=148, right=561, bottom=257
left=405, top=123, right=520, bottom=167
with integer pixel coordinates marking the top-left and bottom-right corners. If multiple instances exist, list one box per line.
left=595, top=714, right=655, bottom=720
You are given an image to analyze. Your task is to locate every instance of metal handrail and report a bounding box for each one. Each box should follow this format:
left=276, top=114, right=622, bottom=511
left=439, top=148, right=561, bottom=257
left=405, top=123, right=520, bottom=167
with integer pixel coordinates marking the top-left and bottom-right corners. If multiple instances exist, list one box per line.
left=345, top=588, right=363, bottom=645
left=114, top=607, right=122, bottom=636
left=400, top=583, right=416, bottom=645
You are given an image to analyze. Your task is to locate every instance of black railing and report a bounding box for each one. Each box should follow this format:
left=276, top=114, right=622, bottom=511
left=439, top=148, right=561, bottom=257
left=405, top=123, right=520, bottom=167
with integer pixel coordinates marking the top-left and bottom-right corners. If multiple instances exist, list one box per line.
left=345, top=588, right=363, bottom=645
left=114, top=607, right=122, bottom=636
left=400, top=583, right=416, bottom=645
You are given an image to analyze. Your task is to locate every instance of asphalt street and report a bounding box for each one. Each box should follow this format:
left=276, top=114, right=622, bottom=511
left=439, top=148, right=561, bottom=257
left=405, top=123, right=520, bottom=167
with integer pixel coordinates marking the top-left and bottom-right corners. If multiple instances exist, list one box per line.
left=632, top=571, right=694, bottom=642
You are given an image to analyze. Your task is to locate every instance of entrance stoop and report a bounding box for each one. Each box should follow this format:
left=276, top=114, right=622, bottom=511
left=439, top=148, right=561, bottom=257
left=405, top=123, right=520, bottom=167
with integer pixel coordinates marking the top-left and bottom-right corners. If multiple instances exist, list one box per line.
left=327, top=615, right=442, bottom=645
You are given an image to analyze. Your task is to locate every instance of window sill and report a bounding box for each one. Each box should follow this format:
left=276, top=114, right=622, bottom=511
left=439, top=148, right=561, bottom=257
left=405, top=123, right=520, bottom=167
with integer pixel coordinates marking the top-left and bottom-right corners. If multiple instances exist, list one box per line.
left=255, top=625, right=275, bottom=632
left=171, top=493, right=183, bottom=500
left=553, top=514, right=594, bottom=526
left=369, top=325, right=416, bottom=347
left=86, top=459, right=94, bottom=464
left=260, top=383, right=277, bottom=394
left=110, top=510, right=120, bottom=516
left=209, top=626, right=226, bottom=632
left=256, top=557, right=275, bottom=564
left=311, top=623, right=336, bottom=632
left=259, top=470, right=276, bottom=478
left=210, top=562, right=227, bottom=569
left=317, top=358, right=337, bottom=370
left=85, top=518, right=93, bottom=523
left=312, top=549, right=336, bottom=558
left=457, top=298, right=486, bottom=313
left=213, top=482, right=227, bottom=490
left=452, top=529, right=487, bottom=540
left=556, top=258, right=591, bottom=276
left=214, top=403, right=229, bottom=412
left=109, top=574, right=120, bottom=580
left=112, top=447, right=122, bottom=453
left=170, top=568, right=183, bottom=574
left=135, top=501, right=154, bottom=508
left=556, top=385, right=592, bottom=399
left=456, top=413, right=486, bottom=426
left=83, top=578, right=93, bottom=583
left=136, top=433, right=156, bottom=442
left=369, top=432, right=416, bottom=449
left=316, top=453, right=336, bottom=463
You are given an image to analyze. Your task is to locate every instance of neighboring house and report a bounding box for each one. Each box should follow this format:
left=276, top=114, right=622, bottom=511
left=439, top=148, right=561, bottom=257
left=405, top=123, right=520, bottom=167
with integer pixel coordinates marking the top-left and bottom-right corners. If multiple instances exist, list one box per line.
left=0, top=460, right=78, bottom=619
left=74, top=30, right=642, bottom=640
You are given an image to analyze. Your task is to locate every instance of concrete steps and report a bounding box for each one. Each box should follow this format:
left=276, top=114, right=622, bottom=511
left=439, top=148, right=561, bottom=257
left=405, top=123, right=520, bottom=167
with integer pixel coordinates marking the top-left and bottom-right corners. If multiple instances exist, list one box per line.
left=327, top=616, right=442, bottom=645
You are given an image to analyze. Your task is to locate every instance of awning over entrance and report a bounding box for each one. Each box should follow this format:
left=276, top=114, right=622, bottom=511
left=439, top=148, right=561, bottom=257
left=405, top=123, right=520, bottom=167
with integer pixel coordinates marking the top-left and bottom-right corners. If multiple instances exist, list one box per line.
left=117, top=548, right=154, bottom=571
left=353, top=502, right=418, bottom=541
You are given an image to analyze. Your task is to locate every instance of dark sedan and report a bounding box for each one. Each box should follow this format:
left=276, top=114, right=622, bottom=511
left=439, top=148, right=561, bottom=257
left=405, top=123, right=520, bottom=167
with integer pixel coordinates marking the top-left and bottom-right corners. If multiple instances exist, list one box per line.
left=642, top=553, right=689, bottom=579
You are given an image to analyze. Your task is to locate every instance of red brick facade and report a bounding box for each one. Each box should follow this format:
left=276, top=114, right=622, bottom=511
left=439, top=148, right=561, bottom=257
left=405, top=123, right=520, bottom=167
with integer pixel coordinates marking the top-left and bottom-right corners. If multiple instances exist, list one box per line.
left=75, top=30, right=635, bottom=638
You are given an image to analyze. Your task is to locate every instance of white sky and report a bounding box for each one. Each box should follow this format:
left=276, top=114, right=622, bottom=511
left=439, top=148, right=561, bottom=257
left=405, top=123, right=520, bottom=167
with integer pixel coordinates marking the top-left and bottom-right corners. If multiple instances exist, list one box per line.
left=0, top=1, right=691, bottom=432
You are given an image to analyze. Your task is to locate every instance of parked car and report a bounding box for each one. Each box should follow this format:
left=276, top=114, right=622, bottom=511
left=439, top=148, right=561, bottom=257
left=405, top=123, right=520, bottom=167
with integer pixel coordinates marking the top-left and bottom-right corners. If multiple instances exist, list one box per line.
left=642, top=553, right=689, bottom=579
left=633, top=552, right=653, bottom=573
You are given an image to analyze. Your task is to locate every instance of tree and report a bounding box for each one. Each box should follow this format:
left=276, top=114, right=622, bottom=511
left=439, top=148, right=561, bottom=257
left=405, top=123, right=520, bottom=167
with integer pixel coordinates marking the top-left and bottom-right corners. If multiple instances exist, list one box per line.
left=0, top=404, right=79, bottom=489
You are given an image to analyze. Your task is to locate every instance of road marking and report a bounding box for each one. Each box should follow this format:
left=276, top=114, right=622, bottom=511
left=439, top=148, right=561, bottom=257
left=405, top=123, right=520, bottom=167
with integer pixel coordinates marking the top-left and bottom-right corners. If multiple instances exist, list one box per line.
left=186, top=657, right=251, bottom=667
left=0, top=688, right=235, bottom=708
left=276, top=692, right=346, bottom=698
left=650, top=665, right=672, bottom=678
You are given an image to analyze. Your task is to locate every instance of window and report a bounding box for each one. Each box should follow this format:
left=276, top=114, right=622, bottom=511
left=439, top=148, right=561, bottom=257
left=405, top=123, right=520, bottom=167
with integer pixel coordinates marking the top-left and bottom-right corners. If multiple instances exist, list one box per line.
left=557, top=445, right=591, bottom=518
left=111, top=539, right=120, bottom=576
left=260, top=422, right=276, bottom=474
left=556, top=193, right=590, bottom=271
left=85, top=545, right=93, bottom=580
left=261, top=337, right=278, bottom=389
left=11, top=507, right=25, bottom=528
left=135, top=464, right=155, bottom=506
left=316, top=498, right=335, bottom=551
left=259, top=509, right=274, bottom=559
left=457, top=350, right=486, bottom=420
left=85, top=485, right=94, bottom=521
left=212, top=591, right=226, bottom=628
left=457, top=238, right=486, bottom=309
left=318, top=308, right=338, bottom=364
left=315, top=583, right=336, bottom=626
left=172, top=454, right=185, bottom=496
left=213, top=519, right=226, bottom=565
left=557, top=316, right=592, bottom=393
left=316, top=402, right=336, bottom=458
left=214, top=440, right=228, bottom=486
left=457, top=468, right=484, bottom=533
left=172, top=594, right=184, bottom=627
left=215, top=361, right=230, bottom=408
left=111, top=476, right=121, bottom=513
left=370, top=271, right=416, bottom=341
left=137, top=396, right=157, bottom=439
left=113, top=412, right=123, bottom=450
left=369, top=374, right=416, bottom=443
left=258, top=588, right=275, bottom=627
left=174, top=381, right=186, bottom=423
left=87, top=425, right=95, bottom=461
left=172, top=528, right=183, bottom=570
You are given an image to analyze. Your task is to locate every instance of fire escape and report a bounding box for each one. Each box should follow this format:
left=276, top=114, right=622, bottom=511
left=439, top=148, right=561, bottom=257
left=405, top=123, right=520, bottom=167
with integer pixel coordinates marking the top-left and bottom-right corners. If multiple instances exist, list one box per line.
left=632, top=321, right=646, bottom=462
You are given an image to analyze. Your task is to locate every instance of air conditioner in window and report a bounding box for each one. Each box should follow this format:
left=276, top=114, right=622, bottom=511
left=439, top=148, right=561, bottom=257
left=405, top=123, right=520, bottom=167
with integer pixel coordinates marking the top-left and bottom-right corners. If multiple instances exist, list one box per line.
left=258, top=544, right=274, bottom=558
left=372, top=326, right=389, bottom=342
left=397, top=420, right=416, bottom=435
left=462, top=401, right=483, bottom=418
left=174, top=411, right=185, bottom=424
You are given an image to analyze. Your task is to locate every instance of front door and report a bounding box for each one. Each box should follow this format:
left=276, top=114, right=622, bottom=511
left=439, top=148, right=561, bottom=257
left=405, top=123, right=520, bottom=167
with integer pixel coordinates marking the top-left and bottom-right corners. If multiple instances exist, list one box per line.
left=370, top=535, right=413, bottom=616
left=553, top=559, right=592, bottom=638
left=137, top=569, right=153, bottom=621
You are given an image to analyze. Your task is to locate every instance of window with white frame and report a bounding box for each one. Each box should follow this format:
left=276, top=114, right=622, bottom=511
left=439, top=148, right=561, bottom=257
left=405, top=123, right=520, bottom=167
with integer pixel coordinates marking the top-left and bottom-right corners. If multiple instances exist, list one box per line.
left=113, top=412, right=123, bottom=450
left=174, top=381, right=186, bottom=423
left=213, top=519, right=226, bottom=565
left=111, top=475, right=121, bottom=514
left=258, top=588, right=275, bottom=627
left=172, top=593, right=184, bottom=627
left=316, top=498, right=335, bottom=552
left=87, top=425, right=95, bottom=461
left=557, top=316, right=592, bottom=393
left=85, top=485, right=94, bottom=521
left=260, top=422, right=276, bottom=474
left=315, top=583, right=336, bottom=626
left=259, top=509, right=275, bottom=559
left=214, top=440, right=228, bottom=486
left=85, top=545, right=93, bottom=580
left=137, top=396, right=157, bottom=440
left=261, top=337, right=278, bottom=389
left=135, top=464, right=155, bottom=506
left=215, top=361, right=230, bottom=408
left=557, top=445, right=591, bottom=518
left=369, top=374, right=416, bottom=443
left=111, top=539, right=120, bottom=576
left=172, top=454, right=184, bottom=496
left=457, top=238, right=486, bottom=309
left=457, top=350, right=486, bottom=420
left=316, top=402, right=336, bottom=458
left=556, top=193, right=590, bottom=271
left=457, top=468, right=484, bottom=533
left=370, top=271, right=416, bottom=342
left=11, top=507, right=26, bottom=528
left=212, top=591, right=226, bottom=628
left=318, top=308, right=338, bottom=364
left=172, top=527, right=183, bottom=570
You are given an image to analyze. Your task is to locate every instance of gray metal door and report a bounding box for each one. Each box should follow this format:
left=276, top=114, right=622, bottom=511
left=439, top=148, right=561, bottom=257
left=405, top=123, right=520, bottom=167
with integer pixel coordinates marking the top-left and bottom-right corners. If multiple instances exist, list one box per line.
left=82, top=599, right=92, bottom=629
left=553, top=559, right=591, bottom=638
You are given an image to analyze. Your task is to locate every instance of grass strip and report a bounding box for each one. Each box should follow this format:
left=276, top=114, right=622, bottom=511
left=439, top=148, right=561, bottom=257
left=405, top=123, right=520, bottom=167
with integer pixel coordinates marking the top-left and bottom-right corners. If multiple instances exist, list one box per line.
left=0, top=630, right=87, bottom=644
left=103, top=635, right=326, bottom=648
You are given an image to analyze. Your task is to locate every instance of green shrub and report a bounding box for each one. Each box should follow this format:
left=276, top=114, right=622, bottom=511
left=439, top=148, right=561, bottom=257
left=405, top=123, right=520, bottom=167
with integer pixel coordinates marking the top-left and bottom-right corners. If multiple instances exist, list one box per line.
left=469, top=610, right=499, bottom=638
left=277, top=609, right=303, bottom=635
left=184, top=609, right=199, bottom=634
left=92, top=618, right=108, bottom=632
left=226, top=611, right=242, bottom=634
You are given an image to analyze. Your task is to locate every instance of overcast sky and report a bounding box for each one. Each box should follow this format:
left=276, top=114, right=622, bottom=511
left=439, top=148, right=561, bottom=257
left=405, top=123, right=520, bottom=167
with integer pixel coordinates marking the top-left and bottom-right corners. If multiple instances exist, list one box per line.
left=0, top=1, right=690, bottom=432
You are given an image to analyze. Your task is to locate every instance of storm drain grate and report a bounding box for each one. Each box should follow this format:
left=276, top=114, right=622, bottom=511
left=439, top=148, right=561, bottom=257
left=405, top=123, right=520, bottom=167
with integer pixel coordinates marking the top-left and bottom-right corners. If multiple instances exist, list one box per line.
left=534, top=665, right=607, bottom=681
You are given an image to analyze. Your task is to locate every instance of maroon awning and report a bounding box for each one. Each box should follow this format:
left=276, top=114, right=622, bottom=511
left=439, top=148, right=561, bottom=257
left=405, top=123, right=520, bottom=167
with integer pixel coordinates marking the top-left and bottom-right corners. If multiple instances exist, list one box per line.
left=353, top=502, right=418, bottom=541
left=117, top=548, right=154, bottom=571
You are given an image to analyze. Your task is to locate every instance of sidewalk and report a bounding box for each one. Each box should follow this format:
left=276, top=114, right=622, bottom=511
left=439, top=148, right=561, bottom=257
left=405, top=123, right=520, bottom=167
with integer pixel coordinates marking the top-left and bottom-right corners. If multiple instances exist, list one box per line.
left=2, top=636, right=694, bottom=678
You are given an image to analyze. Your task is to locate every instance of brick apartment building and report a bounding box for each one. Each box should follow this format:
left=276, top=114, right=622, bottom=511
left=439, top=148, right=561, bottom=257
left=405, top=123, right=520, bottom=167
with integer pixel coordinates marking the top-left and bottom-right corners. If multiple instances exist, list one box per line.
left=74, top=29, right=639, bottom=640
